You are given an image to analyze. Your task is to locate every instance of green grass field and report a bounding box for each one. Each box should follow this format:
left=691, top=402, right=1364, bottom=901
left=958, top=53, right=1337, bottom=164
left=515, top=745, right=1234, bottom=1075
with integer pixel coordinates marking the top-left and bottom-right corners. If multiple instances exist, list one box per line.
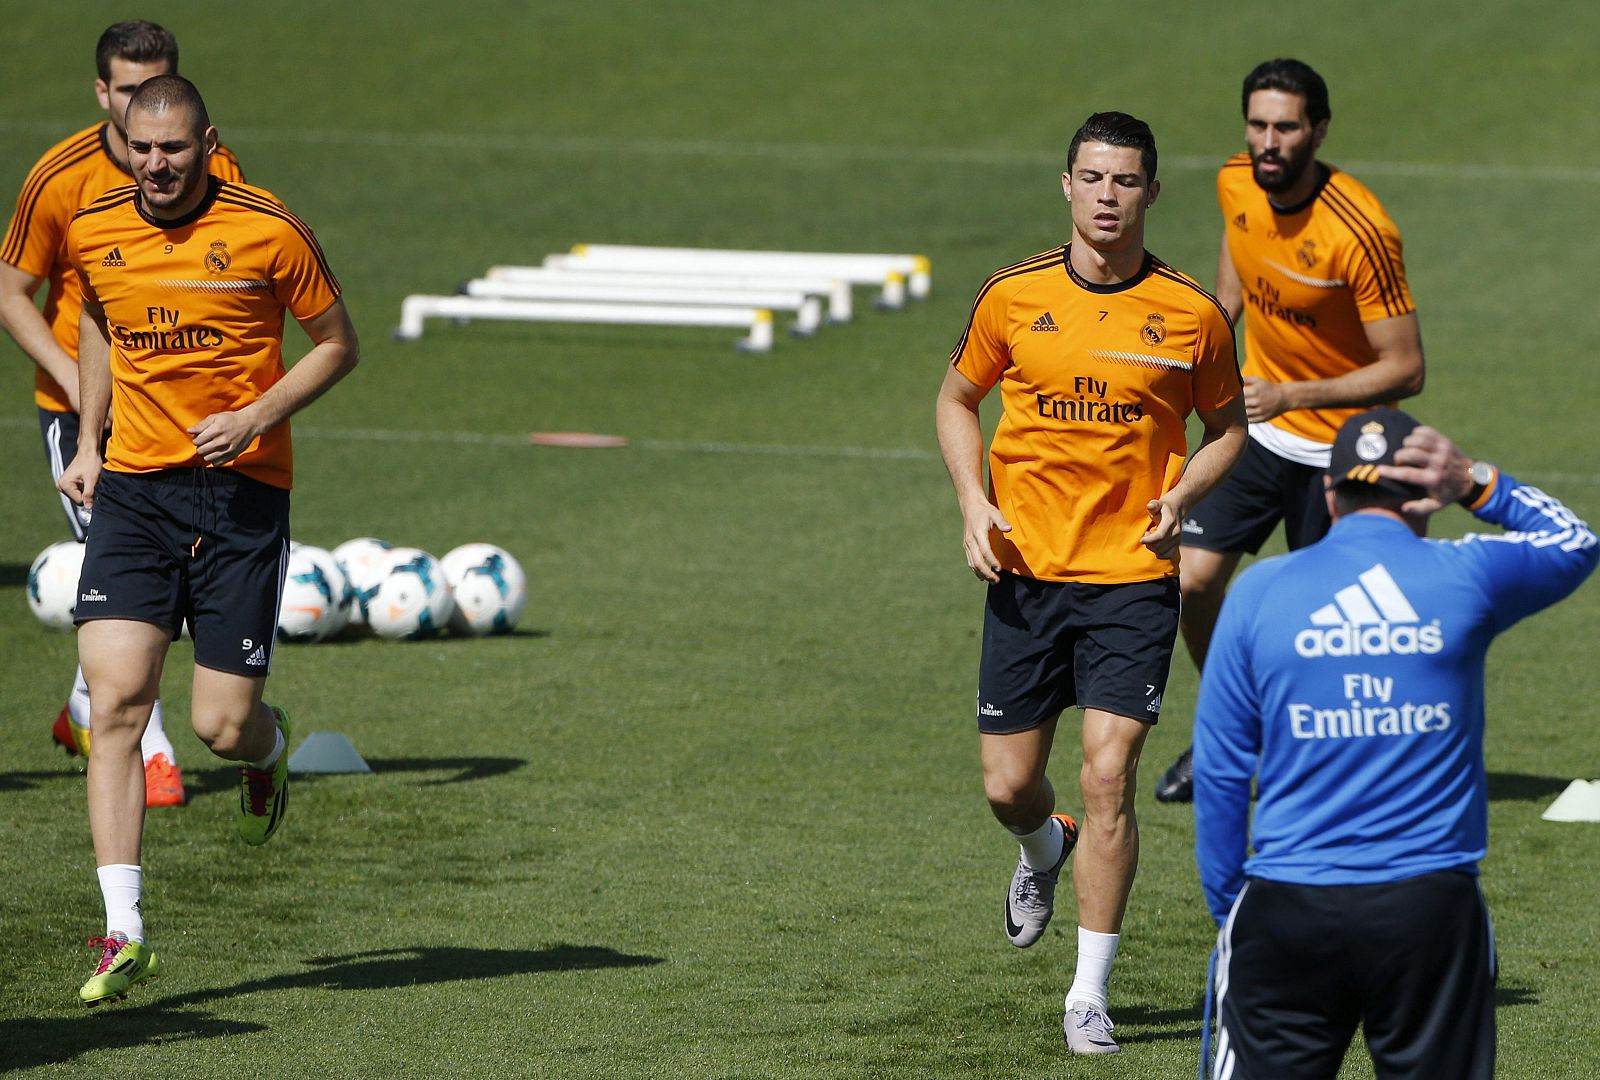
left=3, top=2, right=1599, bottom=1076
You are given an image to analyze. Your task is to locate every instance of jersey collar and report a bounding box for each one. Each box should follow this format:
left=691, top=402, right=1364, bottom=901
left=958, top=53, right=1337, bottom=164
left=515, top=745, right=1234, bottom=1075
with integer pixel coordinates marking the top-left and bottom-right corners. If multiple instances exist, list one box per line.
left=1062, top=244, right=1154, bottom=294
left=135, top=174, right=223, bottom=231
left=1267, top=163, right=1331, bottom=216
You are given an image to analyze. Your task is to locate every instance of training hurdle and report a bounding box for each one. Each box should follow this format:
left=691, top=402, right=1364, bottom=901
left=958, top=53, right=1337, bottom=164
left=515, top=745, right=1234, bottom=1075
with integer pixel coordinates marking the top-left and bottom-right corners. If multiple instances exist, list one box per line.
left=548, top=244, right=931, bottom=309
left=482, top=266, right=854, bottom=323
left=458, top=277, right=824, bottom=335
left=392, top=295, right=775, bottom=353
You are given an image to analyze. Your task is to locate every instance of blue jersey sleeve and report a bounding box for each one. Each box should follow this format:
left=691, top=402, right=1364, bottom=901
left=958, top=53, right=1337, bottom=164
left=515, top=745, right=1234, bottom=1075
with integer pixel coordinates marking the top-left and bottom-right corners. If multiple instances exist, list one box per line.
left=1450, top=474, right=1598, bottom=634
left=1192, top=565, right=1268, bottom=925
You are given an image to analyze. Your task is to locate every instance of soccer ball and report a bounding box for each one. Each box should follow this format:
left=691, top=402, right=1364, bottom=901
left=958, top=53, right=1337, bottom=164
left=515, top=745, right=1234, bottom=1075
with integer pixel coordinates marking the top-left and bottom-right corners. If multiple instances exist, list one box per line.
left=27, top=540, right=85, bottom=631
left=365, top=548, right=455, bottom=640
left=440, top=543, right=527, bottom=636
left=276, top=544, right=353, bottom=642
left=331, top=536, right=394, bottom=626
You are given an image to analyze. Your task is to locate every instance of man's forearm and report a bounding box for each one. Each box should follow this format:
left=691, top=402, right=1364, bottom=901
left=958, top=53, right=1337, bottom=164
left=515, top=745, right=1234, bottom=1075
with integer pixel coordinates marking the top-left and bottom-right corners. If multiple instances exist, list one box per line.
left=1278, top=359, right=1423, bottom=411
left=935, top=395, right=989, bottom=510
left=0, top=291, right=78, bottom=395
left=243, top=340, right=358, bottom=430
left=1169, top=425, right=1247, bottom=515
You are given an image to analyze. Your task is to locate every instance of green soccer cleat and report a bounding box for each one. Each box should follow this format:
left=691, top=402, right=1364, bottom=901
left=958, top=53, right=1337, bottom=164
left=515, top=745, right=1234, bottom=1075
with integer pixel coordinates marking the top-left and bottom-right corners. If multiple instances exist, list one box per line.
left=239, top=705, right=291, bottom=845
left=80, top=933, right=160, bottom=1006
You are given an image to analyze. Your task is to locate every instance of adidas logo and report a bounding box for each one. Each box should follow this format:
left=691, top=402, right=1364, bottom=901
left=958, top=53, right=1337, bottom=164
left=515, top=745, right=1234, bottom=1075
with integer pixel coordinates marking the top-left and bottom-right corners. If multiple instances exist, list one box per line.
left=1031, top=312, right=1060, bottom=332
left=101, top=247, right=126, bottom=267
left=1232, top=212, right=1247, bottom=231
left=245, top=645, right=267, bottom=667
left=1293, top=564, right=1443, bottom=658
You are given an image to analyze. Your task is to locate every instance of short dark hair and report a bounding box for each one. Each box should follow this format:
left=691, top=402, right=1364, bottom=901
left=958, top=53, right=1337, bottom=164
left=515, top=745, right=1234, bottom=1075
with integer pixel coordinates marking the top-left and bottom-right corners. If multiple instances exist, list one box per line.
left=1067, top=112, right=1158, bottom=183
left=1332, top=481, right=1409, bottom=517
left=126, top=75, right=211, bottom=139
left=1242, top=58, right=1330, bottom=126
left=96, top=20, right=179, bottom=81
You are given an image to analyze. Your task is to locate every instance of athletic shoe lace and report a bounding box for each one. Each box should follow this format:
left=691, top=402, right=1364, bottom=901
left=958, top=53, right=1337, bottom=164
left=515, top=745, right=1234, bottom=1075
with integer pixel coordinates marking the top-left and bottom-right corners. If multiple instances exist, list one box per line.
left=86, top=936, right=126, bottom=976
left=242, top=766, right=276, bottom=814
left=1012, top=868, right=1050, bottom=913
left=1069, top=1005, right=1116, bottom=1044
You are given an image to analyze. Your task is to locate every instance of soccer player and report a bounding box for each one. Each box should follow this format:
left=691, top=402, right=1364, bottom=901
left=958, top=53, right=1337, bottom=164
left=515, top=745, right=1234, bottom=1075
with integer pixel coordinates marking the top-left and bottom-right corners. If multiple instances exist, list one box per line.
left=936, top=112, right=1246, bottom=1055
left=57, top=75, right=358, bottom=1006
left=1153, top=58, right=1426, bottom=804
left=1194, top=410, right=1596, bottom=1078
left=0, top=19, right=246, bottom=808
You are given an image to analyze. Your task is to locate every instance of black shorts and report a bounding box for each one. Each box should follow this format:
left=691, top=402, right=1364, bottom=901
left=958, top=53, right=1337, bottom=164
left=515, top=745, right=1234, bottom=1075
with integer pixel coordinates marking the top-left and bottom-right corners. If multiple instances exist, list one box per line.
left=1181, top=436, right=1331, bottom=554
left=39, top=407, right=93, bottom=543
left=975, top=573, right=1179, bottom=733
left=76, top=468, right=291, bottom=677
left=1215, top=871, right=1495, bottom=1080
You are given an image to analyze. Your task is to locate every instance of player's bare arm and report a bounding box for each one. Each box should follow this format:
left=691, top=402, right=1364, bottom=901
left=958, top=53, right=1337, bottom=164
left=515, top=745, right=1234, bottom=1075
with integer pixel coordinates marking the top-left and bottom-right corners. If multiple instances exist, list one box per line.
left=1214, top=236, right=1244, bottom=324
left=188, top=299, right=360, bottom=466
left=0, top=260, right=81, bottom=410
left=1142, top=397, right=1247, bottom=559
left=1245, top=311, right=1424, bottom=422
left=935, top=365, right=1012, bottom=583
left=57, top=299, right=113, bottom=509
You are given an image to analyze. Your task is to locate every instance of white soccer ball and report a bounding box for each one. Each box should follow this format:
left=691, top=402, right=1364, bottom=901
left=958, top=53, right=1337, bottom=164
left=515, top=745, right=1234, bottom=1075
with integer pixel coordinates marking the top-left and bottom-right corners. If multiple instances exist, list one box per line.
left=276, top=544, right=353, bottom=642
left=332, top=536, right=394, bottom=626
left=365, top=548, right=455, bottom=640
left=440, top=543, right=527, bottom=636
left=27, top=540, right=85, bottom=631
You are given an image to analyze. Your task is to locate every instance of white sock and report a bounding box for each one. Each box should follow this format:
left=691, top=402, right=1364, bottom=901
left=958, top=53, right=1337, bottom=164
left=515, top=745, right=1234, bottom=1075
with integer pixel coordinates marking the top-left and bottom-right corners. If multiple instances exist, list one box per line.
left=97, top=864, right=144, bottom=943
left=140, top=699, right=178, bottom=765
left=68, top=665, right=92, bottom=732
left=250, top=723, right=285, bottom=771
left=1012, top=815, right=1064, bottom=870
left=1065, top=927, right=1120, bottom=1012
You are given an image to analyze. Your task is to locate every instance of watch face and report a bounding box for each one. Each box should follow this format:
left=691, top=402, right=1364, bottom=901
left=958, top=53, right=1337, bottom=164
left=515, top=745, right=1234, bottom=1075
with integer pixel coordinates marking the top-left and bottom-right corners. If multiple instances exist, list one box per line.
left=1470, top=461, right=1495, bottom=485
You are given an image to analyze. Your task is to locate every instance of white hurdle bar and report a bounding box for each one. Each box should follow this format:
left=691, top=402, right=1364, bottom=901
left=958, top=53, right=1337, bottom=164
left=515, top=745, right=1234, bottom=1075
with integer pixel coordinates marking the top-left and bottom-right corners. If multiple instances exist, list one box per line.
left=393, top=295, right=774, bottom=353
left=552, top=244, right=931, bottom=308
left=458, top=277, right=823, bottom=335
left=482, top=266, right=854, bottom=323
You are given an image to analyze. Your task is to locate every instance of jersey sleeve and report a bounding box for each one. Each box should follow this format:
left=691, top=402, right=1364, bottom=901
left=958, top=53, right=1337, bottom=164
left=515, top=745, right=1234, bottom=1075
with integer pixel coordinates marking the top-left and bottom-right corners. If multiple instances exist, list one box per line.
left=1, top=159, right=73, bottom=277
left=1338, top=199, right=1415, bottom=323
left=1450, top=473, right=1599, bottom=634
left=1190, top=297, right=1241, bottom=414
left=1193, top=566, right=1267, bottom=925
left=949, top=276, right=1011, bottom=390
left=271, top=215, right=342, bottom=322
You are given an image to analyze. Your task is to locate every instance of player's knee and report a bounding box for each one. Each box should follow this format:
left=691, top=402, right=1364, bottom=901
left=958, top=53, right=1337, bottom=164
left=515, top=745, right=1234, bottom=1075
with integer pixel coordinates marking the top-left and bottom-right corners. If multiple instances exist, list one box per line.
left=983, top=769, right=1042, bottom=815
left=1079, top=750, right=1136, bottom=810
left=190, top=704, right=256, bottom=756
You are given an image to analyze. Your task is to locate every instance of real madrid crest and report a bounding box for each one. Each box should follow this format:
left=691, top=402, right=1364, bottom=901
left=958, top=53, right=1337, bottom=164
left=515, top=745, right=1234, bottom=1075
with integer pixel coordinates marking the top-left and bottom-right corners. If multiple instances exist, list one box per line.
left=1141, top=312, right=1166, bottom=346
left=1355, top=420, right=1388, bottom=462
left=204, top=239, right=231, bottom=273
left=1296, top=238, right=1317, bottom=270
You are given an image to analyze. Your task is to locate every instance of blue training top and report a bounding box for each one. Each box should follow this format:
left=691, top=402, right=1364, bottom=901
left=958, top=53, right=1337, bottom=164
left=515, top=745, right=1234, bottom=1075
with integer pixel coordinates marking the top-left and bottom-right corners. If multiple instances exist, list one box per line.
left=1193, top=474, right=1597, bottom=925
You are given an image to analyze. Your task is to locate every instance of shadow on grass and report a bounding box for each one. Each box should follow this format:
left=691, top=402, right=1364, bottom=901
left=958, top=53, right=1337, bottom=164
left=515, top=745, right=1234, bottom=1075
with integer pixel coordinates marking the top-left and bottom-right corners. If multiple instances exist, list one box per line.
left=1112, top=1001, right=1206, bottom=1045
left=0, top=944, right=663, bottom=1070
left=0, top=756, right=525, bottom=797
left=1486, top=772, right=1570, bottom=802
left=1496, top=984, right=1537, bottom=1008
left=0, top=562, right=30, bottom=588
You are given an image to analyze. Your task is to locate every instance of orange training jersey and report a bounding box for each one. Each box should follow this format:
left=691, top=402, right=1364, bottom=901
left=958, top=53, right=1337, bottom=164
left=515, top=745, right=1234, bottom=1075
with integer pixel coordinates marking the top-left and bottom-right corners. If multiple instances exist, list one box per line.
left=951, top=245, right=1241, bottom=584
left=65, top=177, right=340, bottom=490
left=0, top=122, right=245, bottom=412
left=1219, top=154, right=1415, bottom=445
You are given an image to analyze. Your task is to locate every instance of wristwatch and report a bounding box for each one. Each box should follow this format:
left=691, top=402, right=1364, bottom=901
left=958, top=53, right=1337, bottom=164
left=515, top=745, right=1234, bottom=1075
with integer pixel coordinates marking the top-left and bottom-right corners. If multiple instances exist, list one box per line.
left=1459, top=460, right=1497, bottom=507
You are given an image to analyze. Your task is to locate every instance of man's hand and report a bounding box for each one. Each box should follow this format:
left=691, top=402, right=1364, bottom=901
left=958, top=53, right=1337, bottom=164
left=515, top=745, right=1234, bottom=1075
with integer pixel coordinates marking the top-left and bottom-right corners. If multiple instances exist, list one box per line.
left=57, top=450, right=101, bottom=510
left=1242, top=376, right=1290, bottom=423
left=1376, top=425, right=1472, bottom=515
left=961, top=500, right=1012, bottom=583
left=188, top=407, right=264, bottom=465
left=1141, top=495, right=1184, bottom=560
